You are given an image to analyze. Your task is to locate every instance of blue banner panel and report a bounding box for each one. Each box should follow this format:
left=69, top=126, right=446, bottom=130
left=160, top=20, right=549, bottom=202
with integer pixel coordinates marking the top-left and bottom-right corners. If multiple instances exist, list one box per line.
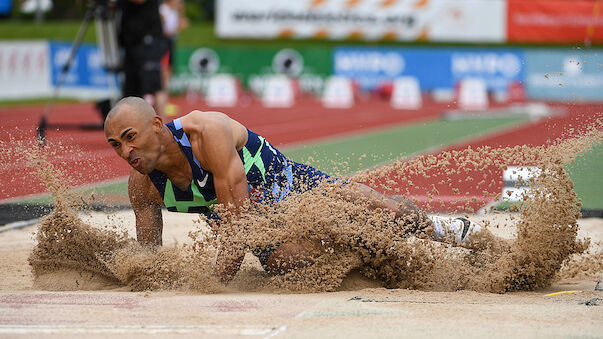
left=525, top=49, right=603, bottom=102
left=49, top=41, right=117, bottom=89
left=333, top=47, right=525, bottom=92
left=0, top=0, right=12, bottom=15
left=333, top=47, right=451, bottom=91
left=449, top=49, right=524, bottom=92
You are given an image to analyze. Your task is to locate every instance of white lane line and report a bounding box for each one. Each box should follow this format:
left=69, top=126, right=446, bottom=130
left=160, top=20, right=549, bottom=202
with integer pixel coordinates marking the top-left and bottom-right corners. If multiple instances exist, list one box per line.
left=294, top=310, right=308, bottom=318
left=264, top=325, right=287, bottom=338
left=0, top=325, right=279, bottom=335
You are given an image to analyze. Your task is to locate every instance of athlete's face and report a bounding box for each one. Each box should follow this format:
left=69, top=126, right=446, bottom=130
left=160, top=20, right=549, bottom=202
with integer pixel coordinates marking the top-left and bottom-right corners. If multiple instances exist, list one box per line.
left=105, top=108, right=163, bottom=174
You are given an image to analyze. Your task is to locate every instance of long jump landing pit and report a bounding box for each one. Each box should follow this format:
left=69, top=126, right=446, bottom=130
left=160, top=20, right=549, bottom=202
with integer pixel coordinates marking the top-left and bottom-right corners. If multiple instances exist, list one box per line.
left=1, top=210, right=601, bottom=338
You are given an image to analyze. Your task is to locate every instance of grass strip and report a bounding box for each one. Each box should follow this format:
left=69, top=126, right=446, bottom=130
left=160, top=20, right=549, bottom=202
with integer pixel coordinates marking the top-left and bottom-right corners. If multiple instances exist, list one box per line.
left=282, top=117, right=528, bottom=176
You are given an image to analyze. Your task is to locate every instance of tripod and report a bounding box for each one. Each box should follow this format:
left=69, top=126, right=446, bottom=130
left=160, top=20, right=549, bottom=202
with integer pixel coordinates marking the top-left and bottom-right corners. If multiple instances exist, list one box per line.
left=37, top=0, right=121, bottom=145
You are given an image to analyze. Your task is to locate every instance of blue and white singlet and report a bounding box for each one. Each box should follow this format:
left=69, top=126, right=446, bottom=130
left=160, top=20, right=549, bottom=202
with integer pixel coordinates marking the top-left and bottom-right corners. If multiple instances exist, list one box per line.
left=147, top=118, right=330, bottom=217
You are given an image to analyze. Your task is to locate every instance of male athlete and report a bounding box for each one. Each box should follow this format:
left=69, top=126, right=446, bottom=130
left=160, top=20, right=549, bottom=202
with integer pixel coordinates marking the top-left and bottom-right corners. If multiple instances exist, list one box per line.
left=104, top=97, right=480, bottom=283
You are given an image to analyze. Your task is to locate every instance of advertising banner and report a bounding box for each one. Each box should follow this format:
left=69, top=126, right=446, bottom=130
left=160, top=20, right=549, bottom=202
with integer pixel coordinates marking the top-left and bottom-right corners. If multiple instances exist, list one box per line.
left=507, top=0, right=603, bottom=44
left=333, top=47, right=524, bottom=93
left=524, top=49, right=603, bottom=101
left=333, top=47, right=450, bottom=91
left=171, top=46, right=332, bottom=94
left=217, top=0, right=505, bottom=43
left=0, top=41, right=51, bottom=100
left=449, top=49, right=524, bottom=93
left=49, top=41, right=119, bottom=99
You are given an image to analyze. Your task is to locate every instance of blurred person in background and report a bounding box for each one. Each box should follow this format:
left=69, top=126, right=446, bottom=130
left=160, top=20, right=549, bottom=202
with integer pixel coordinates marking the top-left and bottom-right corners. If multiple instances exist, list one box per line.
left=119, top=0, right=168, bottom=119
left=159, top=0, right=188, bottom=116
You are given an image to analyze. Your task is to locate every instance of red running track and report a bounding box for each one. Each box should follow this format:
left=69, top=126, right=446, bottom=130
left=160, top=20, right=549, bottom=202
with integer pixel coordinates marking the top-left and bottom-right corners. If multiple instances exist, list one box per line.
left=0, top=95, right=451, bottom=201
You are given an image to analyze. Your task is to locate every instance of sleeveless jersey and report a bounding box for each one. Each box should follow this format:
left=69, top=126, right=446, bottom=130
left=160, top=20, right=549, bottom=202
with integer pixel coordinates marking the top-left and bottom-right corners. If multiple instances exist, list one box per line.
left=148, top=118, right=328, bottom=217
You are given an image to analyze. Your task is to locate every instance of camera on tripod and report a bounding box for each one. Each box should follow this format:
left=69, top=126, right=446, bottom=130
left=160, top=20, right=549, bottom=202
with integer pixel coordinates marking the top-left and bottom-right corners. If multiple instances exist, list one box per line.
left=91, top=0, right=121, bottom=73
left=37, top=0, right=122, bottom=143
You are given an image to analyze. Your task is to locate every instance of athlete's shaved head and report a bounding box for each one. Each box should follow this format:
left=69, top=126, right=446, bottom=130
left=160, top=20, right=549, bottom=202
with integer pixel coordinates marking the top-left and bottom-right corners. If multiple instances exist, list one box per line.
left=104, top=96, right=164, bottom=174
left=106, top=96, right=157, bottom=127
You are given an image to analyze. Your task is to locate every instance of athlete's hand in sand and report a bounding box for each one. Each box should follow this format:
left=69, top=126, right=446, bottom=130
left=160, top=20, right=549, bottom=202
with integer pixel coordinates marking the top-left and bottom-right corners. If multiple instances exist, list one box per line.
left=214, top=243, right=246, bottom=284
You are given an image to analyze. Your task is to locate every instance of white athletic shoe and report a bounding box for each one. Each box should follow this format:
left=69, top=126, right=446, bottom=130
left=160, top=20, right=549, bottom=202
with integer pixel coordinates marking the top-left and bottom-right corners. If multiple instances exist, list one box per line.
left=429, top=216, right=482, bottom=245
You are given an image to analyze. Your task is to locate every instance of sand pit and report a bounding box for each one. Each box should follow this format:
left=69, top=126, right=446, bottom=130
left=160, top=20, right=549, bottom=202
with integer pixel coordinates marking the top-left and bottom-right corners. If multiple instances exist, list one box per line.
left=0, top=210, right=602, bottom=338
left=1, top=121, right=602, bottom=337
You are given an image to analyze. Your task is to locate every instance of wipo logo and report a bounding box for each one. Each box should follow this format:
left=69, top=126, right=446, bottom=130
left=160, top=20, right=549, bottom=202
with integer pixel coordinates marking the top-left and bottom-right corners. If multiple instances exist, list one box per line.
left=335, top=51, right=405, bottom=76
left=451, top=53, right=521, bottom=78
left=87, top=50, right=102, bottom=69
left=54, top=48, right=79, bottom=70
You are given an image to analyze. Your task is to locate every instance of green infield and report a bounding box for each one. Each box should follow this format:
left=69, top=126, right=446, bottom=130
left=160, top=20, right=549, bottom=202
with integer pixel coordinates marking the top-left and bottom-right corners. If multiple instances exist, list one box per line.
left=282, top=116, right=528, bottom=176
left=15, top=178, right=129, bottom=206
left=565, top=141, right=603, bottom=211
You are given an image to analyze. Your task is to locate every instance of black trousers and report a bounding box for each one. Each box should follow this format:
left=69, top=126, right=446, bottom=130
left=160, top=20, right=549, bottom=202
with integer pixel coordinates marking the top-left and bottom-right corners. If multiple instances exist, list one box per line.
left=122, top=35, right=167, bottom=97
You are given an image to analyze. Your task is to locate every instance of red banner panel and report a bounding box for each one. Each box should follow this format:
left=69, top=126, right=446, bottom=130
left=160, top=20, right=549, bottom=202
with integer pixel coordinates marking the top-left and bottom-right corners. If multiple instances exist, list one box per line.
left=507, top=0, right=603, bottom=44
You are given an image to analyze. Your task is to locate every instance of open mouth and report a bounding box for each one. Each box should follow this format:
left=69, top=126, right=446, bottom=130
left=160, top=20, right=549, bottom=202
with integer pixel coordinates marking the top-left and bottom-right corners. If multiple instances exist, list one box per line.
left=130, top=158, right=141, bottom=168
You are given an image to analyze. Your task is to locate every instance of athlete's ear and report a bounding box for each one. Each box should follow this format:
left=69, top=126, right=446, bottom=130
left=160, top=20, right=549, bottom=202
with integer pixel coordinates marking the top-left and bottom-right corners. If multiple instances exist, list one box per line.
left=151, top=115, right=163, bottom=133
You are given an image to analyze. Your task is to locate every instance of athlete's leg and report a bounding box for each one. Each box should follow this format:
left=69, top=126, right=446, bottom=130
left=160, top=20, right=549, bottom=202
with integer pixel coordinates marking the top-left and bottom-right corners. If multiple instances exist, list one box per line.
left=289, top=162, right=423, bottom=218
left=348, top=184, right=428, bottom=222
left=328, top=183, right=433, bottom=241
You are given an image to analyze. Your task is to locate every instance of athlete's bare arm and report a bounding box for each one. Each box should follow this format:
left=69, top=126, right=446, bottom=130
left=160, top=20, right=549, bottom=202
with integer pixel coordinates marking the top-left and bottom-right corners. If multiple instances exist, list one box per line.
left=128, top=168, right=164, bottom=246
left=181, top=111, right=249, bottom=213
left=180, top=111, right=250, bottom=283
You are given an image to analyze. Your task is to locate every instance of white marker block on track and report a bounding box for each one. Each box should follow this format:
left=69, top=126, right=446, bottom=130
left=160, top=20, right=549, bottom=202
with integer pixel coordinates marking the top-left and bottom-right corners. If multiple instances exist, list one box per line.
left=391, top=76, right=422, bottom=110
left=205, top=74, right=238, bottom=107
left=262, top=75, right=295, bottom=108
left=458, top=78, right=488, bottom=111
left=322, top=76, right=354, bottom=109
left=502, top=166, right=541, bottom=202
